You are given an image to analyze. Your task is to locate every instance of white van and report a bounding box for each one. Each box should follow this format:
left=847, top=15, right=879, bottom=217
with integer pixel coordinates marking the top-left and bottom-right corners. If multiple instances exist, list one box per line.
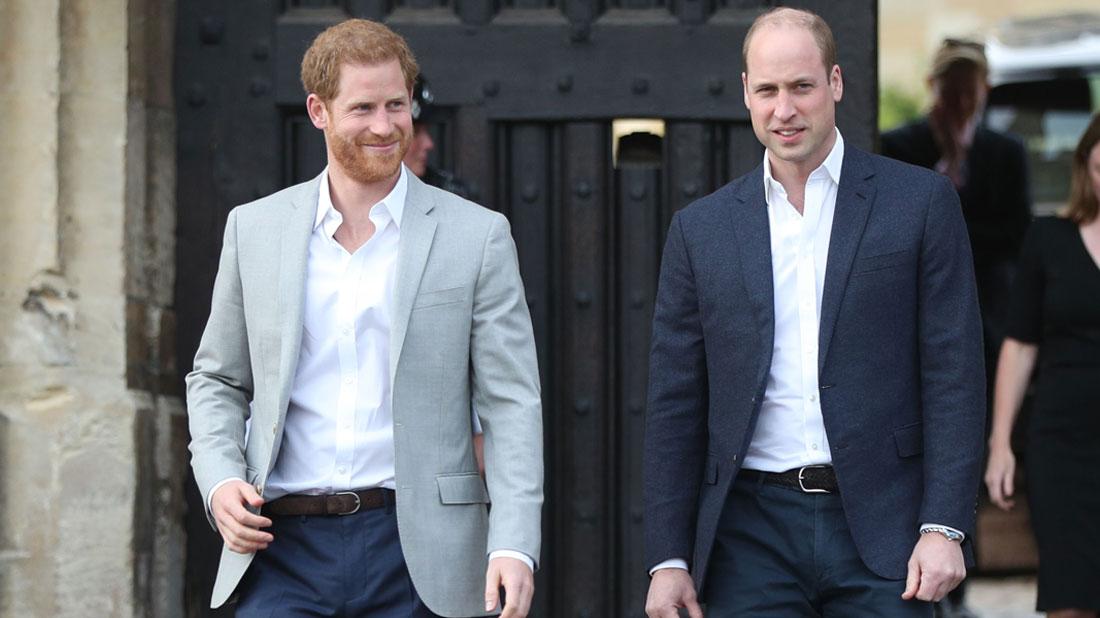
left=984, top=12, right=1100, bottom=214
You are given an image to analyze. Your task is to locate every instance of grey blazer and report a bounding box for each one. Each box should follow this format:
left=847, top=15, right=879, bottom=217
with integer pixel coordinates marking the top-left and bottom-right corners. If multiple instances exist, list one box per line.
left=186, top=171, right=544, bottom=617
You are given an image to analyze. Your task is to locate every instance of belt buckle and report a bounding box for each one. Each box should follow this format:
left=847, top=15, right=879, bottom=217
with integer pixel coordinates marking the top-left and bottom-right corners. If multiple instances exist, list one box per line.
left=797, top=465, right=830, bottom=494
left=334, top=491, right=362, bottom=515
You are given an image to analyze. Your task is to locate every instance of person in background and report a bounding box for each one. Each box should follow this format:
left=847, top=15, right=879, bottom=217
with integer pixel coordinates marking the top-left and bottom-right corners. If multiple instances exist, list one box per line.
left=404, top=75, right=473, bottom=199
left=881, top=43, right=1031, bottom=617
left=985, top=112, right=1100, bottom=618
left=881, top=37, right=1031, bottom=392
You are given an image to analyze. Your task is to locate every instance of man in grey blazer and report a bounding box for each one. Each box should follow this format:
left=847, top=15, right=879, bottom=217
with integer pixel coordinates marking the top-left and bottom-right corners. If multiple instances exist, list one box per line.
left=186, top=19, right=542, bottom=618
left=644, top=8, right=985, bottom=617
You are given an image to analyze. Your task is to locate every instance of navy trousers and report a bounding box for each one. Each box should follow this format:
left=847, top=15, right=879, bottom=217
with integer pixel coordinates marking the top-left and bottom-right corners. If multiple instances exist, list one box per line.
left=234, top=491, right=441, bottom=617
left=703, top=475, right=932, bottom=617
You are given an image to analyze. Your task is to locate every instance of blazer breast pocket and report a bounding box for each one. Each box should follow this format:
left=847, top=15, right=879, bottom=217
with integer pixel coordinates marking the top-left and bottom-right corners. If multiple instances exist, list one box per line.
left=413, top=286, right=466, bottom=311
left=851, top=249, right=913, bottom=276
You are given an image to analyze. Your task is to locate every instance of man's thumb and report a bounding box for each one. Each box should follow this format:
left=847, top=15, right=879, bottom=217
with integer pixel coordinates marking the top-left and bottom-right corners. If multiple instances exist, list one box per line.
left=484, top=566, right=500, bottom=612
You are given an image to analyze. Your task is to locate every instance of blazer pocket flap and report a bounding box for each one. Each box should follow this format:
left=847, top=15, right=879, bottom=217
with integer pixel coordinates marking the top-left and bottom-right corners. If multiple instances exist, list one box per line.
left=413, top=286, right=466, bottom=310
left=437, top=472, right=490, bottom=504
left=853, top=250, right=912, bottom=274
left=705, top=454, right=719, bottom=485
left=893, top=423, right=924, bottom=458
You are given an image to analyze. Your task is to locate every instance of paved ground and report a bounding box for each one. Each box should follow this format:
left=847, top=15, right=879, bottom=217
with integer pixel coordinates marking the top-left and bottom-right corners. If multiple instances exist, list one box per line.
left=967, top=576, right=1042, bottom=618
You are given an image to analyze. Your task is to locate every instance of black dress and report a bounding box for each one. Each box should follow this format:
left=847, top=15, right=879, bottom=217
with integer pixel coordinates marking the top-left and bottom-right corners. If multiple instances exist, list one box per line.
left=1005, top=217, right=1100, bottom=611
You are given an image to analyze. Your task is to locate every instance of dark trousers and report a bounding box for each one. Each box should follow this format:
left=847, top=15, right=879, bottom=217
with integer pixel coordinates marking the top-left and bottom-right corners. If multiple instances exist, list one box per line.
left=235, top=493, right=441, bottom=618
left=703, top=475, right=932, bottom=617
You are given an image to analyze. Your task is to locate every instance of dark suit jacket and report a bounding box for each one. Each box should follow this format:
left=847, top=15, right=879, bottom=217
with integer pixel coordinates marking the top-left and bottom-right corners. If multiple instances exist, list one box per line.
left=643, top=145, right=986, bottom=591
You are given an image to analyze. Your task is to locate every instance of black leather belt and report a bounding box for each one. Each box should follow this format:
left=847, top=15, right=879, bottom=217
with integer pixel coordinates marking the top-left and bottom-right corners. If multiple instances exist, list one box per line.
left=738, top=465, right=839, bottom=493
left=262, top=488, right=392, bottom=516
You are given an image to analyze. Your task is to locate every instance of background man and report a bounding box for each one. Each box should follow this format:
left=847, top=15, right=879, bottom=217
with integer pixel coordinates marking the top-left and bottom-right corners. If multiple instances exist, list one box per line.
left=403, top=75, right=474, bottom=199
left=643, top=8, right=985, bottom=617
left=187, top=19, right=542, bottom=618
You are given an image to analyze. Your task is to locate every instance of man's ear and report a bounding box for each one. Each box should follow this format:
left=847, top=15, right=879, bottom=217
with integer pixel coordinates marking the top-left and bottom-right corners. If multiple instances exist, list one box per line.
left=742, top=72, right=750, bottom=110
left=306, top=93, right=328, bottom=130
left=830, top=64, right=844, bottom=103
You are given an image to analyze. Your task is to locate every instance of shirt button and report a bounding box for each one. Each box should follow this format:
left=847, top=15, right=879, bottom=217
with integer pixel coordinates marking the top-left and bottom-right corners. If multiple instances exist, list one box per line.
left=811, top=443, right=819, bottom=450
left=809, top=394, right=818, bottom=402
left=337, top=467, right=346, bottom=474
left=271, top=424, right=277, bottom=435
left=344, top=377, right=353, bottom=385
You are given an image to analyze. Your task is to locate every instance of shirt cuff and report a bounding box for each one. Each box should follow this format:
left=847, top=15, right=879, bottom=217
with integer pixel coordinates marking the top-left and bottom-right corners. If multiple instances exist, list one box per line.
left=649, top=558, right=689, bottom=576
left=489, top=550, right=534, bottom=572
left=920, top=522, right=965, bottom=541
left=207, top=477, right=245, bottom=514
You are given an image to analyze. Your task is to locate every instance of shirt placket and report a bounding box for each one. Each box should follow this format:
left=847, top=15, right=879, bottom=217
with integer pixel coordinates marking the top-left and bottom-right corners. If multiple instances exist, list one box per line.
left=332, top=248, right=360, bottom=491
left=798, top=179, right=823, bottom=455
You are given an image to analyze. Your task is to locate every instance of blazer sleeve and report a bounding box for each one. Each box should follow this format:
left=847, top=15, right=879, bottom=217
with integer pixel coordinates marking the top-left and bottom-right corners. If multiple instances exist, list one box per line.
left=644, top=211, right=709, bottom=571
left=470, top=213, right=544, bottom=565
left=915, top=175, right=986, bottom=535
left=185, top=208, right=254, bottom=527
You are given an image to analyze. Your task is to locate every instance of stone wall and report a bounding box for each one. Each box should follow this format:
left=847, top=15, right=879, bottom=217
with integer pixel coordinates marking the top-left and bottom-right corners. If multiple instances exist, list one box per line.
left=0, top=0, right=184, bottom=616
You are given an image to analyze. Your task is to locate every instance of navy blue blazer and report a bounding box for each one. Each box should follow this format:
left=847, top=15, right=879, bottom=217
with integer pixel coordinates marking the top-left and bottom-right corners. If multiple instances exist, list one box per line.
left=643, top=145, right=986, bottom=589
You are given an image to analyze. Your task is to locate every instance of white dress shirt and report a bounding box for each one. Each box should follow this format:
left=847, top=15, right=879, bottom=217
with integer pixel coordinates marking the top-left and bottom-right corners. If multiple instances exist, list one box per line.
left=741, top=129, right=843, bottom=472
left=264, top=166, right=405, bottom=498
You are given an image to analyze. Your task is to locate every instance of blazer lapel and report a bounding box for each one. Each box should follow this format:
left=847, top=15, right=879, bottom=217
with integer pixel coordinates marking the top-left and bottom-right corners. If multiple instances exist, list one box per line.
left=389, top=174, right=438, bottom=385
left=730, top=165, right=775, bottom=360
left=274, top=175, right=321, bottom=416
left=818, top=148, right=877, bottom=372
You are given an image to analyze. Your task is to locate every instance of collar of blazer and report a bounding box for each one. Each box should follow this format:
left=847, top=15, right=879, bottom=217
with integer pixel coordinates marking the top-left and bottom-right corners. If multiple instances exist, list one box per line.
left=728, top=145, right=878, bottom=374
left=268, top=170, right=441, bottom=416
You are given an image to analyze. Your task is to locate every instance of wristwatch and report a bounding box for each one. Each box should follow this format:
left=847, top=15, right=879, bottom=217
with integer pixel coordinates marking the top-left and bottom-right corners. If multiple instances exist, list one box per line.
left=920, top=525, right=964, bottom=542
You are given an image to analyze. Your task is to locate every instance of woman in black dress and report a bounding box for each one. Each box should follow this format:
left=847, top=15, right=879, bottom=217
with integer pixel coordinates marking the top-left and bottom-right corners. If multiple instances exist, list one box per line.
left=984, top=112, right=1100, bottom=618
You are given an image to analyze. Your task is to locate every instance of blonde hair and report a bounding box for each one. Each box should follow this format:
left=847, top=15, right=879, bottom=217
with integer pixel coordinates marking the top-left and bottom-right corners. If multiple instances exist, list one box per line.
left=742, top=7, right=837, bottom=74
left=1065, top=112, right=1100, bottom=224
left=300, top=19, right=419, bottom=102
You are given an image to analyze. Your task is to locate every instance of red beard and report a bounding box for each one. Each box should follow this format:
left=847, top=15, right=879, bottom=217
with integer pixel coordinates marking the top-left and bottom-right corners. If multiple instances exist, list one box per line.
left=327, top=125, right=411, bottom=185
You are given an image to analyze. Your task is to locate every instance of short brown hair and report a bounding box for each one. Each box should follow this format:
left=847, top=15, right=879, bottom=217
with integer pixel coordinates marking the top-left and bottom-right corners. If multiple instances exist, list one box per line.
left=1065, top=112, right=1100, bottom=224
left=742, top=7, right=837, bottom=75
left=301, top=19, right=419, bottom=102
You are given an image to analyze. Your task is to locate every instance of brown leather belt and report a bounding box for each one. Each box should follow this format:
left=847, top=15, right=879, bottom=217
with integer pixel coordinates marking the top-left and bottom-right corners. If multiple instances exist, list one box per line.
left=262, top=488, right=392, bottom=517
left=738, top=465, right=839, bottom=494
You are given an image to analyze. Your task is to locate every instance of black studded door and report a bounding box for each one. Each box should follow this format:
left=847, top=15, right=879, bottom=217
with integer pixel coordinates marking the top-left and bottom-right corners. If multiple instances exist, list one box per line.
left=176, top=2, right=878, bottom=616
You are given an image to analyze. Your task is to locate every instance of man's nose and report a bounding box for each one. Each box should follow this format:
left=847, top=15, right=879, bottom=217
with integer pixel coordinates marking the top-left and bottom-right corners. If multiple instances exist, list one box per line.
left=368, top=108, right=394, bottom=136
left=774, top=91, right=796, bottom=121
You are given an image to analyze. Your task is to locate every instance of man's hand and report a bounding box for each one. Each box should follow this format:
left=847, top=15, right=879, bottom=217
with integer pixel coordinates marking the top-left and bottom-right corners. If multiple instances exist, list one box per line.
left=484, top=556, right=533, bottom=618
left=984, top=445, right=1017, bottom=511
left=210, top=480, right=273, bottom=554
left=901, top=533, right=965, bottom=602
left=645, top=568, right=703, bottom=618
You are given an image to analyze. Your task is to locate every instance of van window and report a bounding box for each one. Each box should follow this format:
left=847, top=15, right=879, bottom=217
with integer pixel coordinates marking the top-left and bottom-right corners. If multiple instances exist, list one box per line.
left=984, top=73, right=1100, bottom=215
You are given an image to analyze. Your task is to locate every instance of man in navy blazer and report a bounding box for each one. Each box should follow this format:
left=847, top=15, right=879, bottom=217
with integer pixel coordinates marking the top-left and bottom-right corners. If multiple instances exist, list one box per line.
left=643, top=8, right=985, bottom=617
